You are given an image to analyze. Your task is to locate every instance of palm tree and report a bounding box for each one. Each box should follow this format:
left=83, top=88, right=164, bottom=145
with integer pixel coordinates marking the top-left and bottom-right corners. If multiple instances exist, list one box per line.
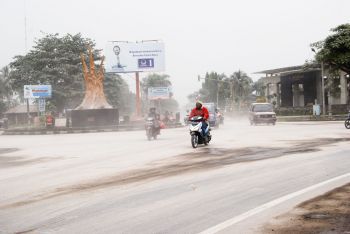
left=141, top=73, right=172, bottom=98
left=229, top=70, right=253, bottom=110
left=0, top=66, right=13, bottom=114
left=0, top=67, right=12, bottom=98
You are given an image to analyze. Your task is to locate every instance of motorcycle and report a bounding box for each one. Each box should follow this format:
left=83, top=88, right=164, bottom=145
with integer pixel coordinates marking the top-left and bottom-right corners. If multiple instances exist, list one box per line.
left=189, top=116, right=211, bottom=148
left=145, top=117, right=159, bottom=140
left=345, top=112, right=350, bottom=129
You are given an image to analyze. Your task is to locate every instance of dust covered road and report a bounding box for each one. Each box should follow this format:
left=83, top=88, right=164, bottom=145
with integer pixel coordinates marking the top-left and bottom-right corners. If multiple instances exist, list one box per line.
left=1, top=120, right=350, bottom=233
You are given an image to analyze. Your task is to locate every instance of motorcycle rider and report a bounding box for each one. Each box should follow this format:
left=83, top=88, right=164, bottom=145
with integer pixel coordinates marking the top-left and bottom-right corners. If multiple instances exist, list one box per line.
left=148, top=107, right=161, bottom=134
left=189, top=101, right=210, bottom=139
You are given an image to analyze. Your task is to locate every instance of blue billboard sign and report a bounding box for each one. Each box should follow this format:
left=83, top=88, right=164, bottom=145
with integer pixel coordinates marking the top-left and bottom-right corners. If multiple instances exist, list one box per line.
left=24, top=85, right=52, bottom=99
left=138, top=58, right=154, bottom=69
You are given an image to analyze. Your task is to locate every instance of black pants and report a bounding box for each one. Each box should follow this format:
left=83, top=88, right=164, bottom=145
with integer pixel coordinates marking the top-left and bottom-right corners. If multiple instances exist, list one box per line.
left=201, top=121, right=208, bottom=136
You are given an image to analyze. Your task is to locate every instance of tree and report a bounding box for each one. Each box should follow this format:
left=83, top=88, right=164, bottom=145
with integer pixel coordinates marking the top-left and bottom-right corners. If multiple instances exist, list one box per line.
left=104, top=73, right=135, bottom=115
left=8, top=33, right=99, bottom=112
left=190, top=70, right=253, bottom=110
left=227, top=70, right=253, bottom=110
left=311, top=24, right=350, bottom=102
left=141, top=73, right=172, bottom=92
left=311, top=24, right=350, bottom=74
left=198, top=72, right=227, bottom=106
left=0, top=66, right=15, bottom=115
left=253, top=78, right=266, bottom=97
left=141, top=73, right=179, bottom=112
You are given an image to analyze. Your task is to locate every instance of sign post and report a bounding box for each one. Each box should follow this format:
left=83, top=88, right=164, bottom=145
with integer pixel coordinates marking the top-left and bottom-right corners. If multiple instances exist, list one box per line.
left=105, top=41, right=165, bottom=117
left=38, top=98, right=46, bottom=113
left=147, top=87, right=172, bottom=100
left=24, top=85, right=52, bottom=125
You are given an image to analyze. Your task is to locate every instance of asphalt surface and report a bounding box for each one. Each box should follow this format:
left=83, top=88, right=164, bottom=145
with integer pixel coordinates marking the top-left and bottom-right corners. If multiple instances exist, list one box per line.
left=0, top=120, right=350, bottom=234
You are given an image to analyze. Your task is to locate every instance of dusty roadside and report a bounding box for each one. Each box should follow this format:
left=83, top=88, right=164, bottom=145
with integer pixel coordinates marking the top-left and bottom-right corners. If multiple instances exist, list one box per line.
left=263, top=183, right=350, bottom=233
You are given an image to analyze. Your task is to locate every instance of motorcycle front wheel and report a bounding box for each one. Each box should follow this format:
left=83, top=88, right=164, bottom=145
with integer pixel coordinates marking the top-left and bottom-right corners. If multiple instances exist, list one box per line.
left=191, top=135, right=198, bottom=148
left=345, top=120, right=350, bottom=129
left=147, top=129, right=152, bottom=141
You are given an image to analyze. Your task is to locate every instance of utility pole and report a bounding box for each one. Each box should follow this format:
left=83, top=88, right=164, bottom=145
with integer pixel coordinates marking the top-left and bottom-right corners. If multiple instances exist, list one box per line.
left=135, top=72, right=141, bottom=117
left=311, top=48, right=326, bottom=116
left=24, top=0, right=30, bottom=125
left=321, top=62, right=326, bottom=116
left=24, top=0, right=28, bottom=53
left=216, top=82, right=219, bottom=106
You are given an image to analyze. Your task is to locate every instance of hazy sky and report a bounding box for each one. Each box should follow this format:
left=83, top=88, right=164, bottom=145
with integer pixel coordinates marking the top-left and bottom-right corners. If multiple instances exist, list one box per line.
left=1, top=0, right=349, bottom=105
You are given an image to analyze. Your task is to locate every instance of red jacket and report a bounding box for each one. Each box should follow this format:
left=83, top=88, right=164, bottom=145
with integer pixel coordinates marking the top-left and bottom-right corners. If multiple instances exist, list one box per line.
left=189, top=106, right=209, bottom=120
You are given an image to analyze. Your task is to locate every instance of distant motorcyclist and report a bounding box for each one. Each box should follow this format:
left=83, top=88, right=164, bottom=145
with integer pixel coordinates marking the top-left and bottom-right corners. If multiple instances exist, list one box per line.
left=189, top=101, right=209, bottom=137
left=148, top=107, right=160, bottom=134
left=148, top=107, right=157, bottom=118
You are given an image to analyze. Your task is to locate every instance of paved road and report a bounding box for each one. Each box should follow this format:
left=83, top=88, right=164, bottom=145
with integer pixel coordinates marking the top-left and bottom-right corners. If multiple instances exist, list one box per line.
left=0, top=120, right=350, bottom=233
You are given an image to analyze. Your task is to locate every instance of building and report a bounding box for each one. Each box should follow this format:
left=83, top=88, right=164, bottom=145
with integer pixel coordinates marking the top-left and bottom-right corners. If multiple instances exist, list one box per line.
left=256, top=64, right=350, bottom=114
left=5, top=105, right=39, bottom=125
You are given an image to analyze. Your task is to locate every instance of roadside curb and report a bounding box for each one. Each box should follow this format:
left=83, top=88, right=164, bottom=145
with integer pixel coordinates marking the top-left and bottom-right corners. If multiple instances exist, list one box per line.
left=277, top=114, right=347, bottom=122
left=1, top=124, right=184, bottom=135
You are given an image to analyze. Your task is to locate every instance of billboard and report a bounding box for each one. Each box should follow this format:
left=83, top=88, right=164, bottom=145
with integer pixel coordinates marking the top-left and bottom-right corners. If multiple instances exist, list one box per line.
left=105, top=41, right=165, bottom=73
left=24, top=85, right=52, bottom=99
left=148, top=87, right=172, bottom=100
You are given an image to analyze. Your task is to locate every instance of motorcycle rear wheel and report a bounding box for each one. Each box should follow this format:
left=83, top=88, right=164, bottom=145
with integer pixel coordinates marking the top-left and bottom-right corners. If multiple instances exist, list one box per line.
left=191, top=135, right=198, bottom=148
left=345, top=120, right=350, bottom=129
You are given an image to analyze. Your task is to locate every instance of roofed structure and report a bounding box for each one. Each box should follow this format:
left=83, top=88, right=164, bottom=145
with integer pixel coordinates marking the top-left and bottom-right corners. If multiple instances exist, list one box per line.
left=255, top=64, right=321, bottom=76
left=5, top=105, right=38, bottom=114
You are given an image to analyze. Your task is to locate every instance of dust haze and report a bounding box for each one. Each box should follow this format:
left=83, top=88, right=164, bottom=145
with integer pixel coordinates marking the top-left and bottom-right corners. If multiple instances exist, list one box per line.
left=1, top=0, right=350, bottom=105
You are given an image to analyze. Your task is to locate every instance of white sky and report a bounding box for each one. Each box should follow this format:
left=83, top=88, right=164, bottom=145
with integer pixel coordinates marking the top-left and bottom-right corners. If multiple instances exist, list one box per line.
left=1, top=0, right=349, bottom=105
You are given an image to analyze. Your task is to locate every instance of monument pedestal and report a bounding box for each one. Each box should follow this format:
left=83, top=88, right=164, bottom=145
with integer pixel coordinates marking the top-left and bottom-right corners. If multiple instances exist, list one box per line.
left=71, top=109, right=119, bottom=128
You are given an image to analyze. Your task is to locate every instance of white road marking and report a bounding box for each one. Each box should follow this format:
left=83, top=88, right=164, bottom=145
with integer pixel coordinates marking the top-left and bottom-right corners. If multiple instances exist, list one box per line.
left=198, top=172, right=350, bottom=234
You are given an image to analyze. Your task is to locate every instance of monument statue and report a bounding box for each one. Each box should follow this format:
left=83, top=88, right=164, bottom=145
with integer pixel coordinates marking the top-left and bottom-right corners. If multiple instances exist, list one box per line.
left=71, top=47, right=118, bottom=128
left=76, top=48, right=112, bottom=109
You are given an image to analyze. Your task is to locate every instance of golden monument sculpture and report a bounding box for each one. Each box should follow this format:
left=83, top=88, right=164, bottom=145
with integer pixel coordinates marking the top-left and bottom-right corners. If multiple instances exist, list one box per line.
left=76, top=48, right=112, bottom=110
left=71, top=47, right=118, bottom=128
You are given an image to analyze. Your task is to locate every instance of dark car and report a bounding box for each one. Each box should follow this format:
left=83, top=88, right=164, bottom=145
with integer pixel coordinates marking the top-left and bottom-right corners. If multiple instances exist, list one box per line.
left=249, top=103, right=277, bottom=125
left=203, top=102, right=218, bottom=127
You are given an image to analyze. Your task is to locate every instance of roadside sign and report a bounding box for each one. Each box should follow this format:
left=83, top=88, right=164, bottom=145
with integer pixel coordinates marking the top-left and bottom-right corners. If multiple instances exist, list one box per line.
left=148, top=87, right=172, bottom=100
left=24, top=85, right=52, bottom=99
left=38, top=99, right=46, bottom=112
